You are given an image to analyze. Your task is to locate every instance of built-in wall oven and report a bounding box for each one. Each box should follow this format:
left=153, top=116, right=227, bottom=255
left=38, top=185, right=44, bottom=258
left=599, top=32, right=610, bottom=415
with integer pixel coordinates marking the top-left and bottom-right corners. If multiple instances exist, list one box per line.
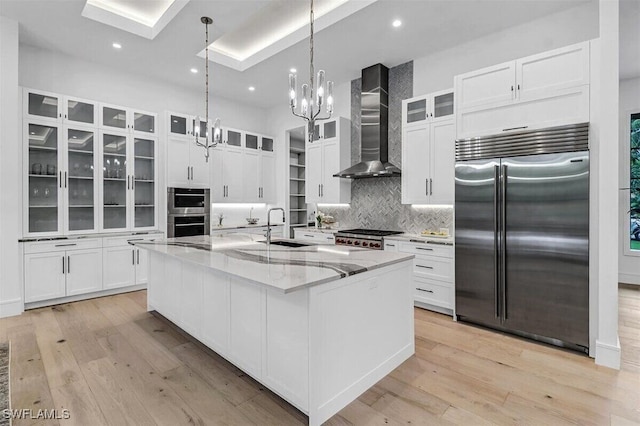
left=167, top=188, right=210, bottom=237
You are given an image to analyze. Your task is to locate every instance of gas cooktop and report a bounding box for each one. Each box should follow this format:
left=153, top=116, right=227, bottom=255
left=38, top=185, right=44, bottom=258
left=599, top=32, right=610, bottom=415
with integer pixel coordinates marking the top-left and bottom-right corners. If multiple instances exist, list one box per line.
left=337, top=229, right=403, bottom=237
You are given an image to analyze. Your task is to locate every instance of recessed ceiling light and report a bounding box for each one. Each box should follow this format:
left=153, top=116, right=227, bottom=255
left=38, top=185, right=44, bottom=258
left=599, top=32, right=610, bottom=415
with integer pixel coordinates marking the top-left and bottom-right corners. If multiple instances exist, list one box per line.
left=112, top=42, right=122, bottom=49
left=290, top=68, right=297, bottom=73
left=190, top=68, right=198, bottom=74
left=392, top=19, right=402, bottom=28
left=248, top=86, right=256, bottom=91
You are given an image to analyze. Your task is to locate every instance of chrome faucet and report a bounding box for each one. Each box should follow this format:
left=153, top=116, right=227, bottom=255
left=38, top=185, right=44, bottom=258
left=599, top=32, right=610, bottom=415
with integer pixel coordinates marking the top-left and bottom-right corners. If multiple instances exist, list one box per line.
left=266, top=207, right=285, bottom=245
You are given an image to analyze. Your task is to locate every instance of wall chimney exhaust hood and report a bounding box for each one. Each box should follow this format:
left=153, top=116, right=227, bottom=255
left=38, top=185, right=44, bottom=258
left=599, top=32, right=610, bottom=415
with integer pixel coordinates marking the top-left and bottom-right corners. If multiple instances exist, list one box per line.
left=334, top=63, right=401, bottom=179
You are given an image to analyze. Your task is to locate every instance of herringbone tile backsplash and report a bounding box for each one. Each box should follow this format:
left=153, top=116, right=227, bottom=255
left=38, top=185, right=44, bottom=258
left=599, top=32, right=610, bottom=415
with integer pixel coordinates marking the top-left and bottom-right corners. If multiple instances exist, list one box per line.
left=320, top=61, right=453, bottom=234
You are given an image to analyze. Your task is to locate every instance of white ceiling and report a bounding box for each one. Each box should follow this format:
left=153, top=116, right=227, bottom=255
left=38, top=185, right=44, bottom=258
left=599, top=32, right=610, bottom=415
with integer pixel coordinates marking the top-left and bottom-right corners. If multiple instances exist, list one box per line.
left=0, top=0, right=635, bottom=109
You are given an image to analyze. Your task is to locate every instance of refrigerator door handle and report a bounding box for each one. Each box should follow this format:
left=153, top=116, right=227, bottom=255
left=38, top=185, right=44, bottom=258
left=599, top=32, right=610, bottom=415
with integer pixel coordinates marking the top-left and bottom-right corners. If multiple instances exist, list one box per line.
left=494, top=165, right=500, bottom=319
left=501, top=164, right=508, bottom=320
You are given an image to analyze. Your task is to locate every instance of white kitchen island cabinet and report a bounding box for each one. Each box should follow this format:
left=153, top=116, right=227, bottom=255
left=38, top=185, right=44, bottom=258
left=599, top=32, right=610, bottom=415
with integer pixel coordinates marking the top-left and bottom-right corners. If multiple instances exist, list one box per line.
left=136, top=233, right=415, bottom=426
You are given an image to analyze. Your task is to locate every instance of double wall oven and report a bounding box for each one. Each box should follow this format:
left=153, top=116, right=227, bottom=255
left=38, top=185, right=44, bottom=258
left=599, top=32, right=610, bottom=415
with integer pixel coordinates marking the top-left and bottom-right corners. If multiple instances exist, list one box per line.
left=167, top=188, right=210, bottom=237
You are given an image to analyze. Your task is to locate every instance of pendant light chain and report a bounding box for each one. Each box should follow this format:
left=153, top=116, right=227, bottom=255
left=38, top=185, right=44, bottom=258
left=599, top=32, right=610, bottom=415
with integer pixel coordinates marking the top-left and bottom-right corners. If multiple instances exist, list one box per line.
left=205, top=20, right=209, bottom=130
left=309, top=0, right=314, bottom=107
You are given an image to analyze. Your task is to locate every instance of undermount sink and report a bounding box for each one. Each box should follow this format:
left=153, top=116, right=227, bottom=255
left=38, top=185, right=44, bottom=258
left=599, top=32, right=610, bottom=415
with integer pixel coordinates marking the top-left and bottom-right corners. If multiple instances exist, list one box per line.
left=260, top=240, right=311, bottom=248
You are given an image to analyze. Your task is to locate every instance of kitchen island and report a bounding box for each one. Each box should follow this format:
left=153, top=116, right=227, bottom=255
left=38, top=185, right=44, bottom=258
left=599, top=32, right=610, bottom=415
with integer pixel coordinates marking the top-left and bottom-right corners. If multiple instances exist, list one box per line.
left=133, top=233, right=415, bottom=426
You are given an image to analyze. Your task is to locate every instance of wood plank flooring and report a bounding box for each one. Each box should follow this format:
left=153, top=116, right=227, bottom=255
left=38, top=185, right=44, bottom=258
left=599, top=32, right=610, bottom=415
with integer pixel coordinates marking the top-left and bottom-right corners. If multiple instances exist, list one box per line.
left=1, top=286, right=639, bottom=425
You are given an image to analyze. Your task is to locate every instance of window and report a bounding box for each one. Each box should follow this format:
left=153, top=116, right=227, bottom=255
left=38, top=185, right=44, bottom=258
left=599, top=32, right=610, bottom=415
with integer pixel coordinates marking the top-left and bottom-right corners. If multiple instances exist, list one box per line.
left=630, top=113, right=640, bottom=249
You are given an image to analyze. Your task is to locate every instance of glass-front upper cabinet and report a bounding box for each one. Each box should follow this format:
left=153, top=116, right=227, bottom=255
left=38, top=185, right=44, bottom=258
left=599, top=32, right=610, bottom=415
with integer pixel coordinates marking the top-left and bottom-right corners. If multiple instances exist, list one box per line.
left=66, top=128, right=97, bottom=232
left=66, top=98, right=96, bottom=125
left=225, top=129, right=242, bottom=147
left=102, top=132, right=128, bottom=230
left=26, top=123, right=62, bottom=234
left=403, top=89, right=454, bottom=126
left=245, top=133, right=259, bottom=150
left=134, top=111, right=155, bottom=134
left=25, top=89, right=61, bottom=122
left=261, top=137, right=274, bottom=152
left=133, top=138, right=155, bottom=229
left=169, top=113, right=189, bottom=136
left=101, top=104, right=156, bottom=134
left=432, top=91, right=454, bottom=121
left=406, top=98, right=428, bottom=124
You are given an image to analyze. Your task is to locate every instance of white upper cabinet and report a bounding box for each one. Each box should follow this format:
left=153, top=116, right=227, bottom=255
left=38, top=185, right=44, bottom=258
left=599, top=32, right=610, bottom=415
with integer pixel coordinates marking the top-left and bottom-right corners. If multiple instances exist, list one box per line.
left=209, top=127, right=276, bottom=203
left=101, top=103, right=156, bottom=135
left=166, top=112, right=211, bottom=188
left=25, top=89, right=98, bottom=126
left=23, top=88, right=159, bottom=236
left=403, top=89, right=454, bottom=126
left=454, top=41, right=590, bottom=139
left=402, top=92, right=455, bottom=206
left=305, top=117, right=351, bottom=204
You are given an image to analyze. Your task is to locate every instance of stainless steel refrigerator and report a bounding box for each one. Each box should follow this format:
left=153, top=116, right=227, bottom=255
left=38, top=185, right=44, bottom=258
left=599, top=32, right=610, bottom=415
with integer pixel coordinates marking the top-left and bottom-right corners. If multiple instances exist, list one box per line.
left=454, top=123, right=590, bottom=353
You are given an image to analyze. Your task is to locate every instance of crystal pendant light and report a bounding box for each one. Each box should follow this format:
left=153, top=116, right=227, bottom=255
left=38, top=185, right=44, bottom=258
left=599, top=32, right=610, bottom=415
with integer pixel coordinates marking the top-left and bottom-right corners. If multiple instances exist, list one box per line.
left=195, top=16, right=222, bottom=162
left=288, top=0, right=334, bottom=142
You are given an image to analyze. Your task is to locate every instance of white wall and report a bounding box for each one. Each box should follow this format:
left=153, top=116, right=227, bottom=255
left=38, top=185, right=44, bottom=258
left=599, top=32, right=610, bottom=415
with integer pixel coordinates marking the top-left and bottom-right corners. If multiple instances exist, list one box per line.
left=412, top=1, right=599, bottom=96
left=0, top=16, right=23, bottom=317
left=618, top=77, right=640, bottom=284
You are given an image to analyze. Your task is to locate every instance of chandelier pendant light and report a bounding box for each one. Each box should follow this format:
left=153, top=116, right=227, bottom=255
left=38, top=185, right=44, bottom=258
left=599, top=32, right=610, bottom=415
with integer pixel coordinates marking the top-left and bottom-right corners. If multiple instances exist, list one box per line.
left=288, top=0, right=335, bottom=142
left=195, top=16, right=222, bottom=162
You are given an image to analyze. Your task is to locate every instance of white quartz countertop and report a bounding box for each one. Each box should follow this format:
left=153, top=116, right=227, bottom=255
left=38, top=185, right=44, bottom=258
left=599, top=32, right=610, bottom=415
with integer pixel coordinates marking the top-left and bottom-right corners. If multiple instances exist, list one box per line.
left=385, top=233, right=454, bottom=245
left=132, top=233, right=414, bottom=293
left=293, top=227, right=339, bottom=234
left=211, top=223, right=283, bottom=231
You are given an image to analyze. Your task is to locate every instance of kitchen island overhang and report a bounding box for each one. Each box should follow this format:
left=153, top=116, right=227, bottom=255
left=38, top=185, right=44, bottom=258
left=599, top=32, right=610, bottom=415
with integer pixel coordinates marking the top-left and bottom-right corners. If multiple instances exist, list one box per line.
left=133, top=234, right=415, bottom=426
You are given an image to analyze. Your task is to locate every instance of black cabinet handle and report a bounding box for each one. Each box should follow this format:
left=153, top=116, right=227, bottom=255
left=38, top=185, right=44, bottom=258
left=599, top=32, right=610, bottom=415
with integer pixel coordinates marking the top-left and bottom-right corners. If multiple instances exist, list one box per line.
left=136, top=249, right=140, bottom=265
left=132, top=249, right=135, bottom=265
left=62, top=256, right=65, bottom=274
left=67, top=256, right=70, bottom=273
left=417, top=264, right=434, bottom=269
left=417, top=288, right=434, bottom=293
left=416, top=247, right=433, bottom=251
left=55, top=243, right=76, bottom=247
left=502, top=126, right=528, bottom=132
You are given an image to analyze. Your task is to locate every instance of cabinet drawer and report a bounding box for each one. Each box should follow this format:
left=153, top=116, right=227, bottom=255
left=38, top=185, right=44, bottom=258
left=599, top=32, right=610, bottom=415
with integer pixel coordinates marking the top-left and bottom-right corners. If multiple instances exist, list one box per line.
left=103, top=234, right=161, bottom=247
left=398, top=241, right=452, bottom=259
left=413, top=256, right=452, bottom=282
left=294, top=230, right=335, bottom=244
left=23, top=238, right=102, bottom=254
left=414, top=280, right=452, bottom=308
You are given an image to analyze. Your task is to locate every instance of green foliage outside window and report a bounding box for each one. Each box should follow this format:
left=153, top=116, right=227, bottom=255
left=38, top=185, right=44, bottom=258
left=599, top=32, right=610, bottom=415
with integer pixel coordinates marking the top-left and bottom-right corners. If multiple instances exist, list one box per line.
left=629, top=114, right=640, bottom=249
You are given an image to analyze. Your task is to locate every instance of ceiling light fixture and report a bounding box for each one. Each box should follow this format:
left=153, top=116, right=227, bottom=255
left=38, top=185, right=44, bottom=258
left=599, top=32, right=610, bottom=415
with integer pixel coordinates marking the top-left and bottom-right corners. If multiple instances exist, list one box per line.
left=290, top=68, right=297, bottom=73
left=190, top=68, right=198, bottom=74
left=288, top=0, right=334, bottom=142
left=112, top=42, right=122, bottom=49
left=248, top=86, right=255, bottom=91
left=194, top=17, right=221, bottom=163
left=392, top=19, right=402, bottom=28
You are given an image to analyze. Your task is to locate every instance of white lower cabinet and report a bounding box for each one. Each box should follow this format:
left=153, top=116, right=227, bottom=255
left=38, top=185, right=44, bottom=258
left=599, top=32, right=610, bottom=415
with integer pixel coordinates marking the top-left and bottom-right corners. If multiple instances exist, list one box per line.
left=23, top=232, right=161, bottom=306
left=389, top=239, right=454, bottom=315
left=23, top=239, right=103, bottom=303
left=103, top=234, right=160, bottom=289
left=293, top=229, right=336, bottom=245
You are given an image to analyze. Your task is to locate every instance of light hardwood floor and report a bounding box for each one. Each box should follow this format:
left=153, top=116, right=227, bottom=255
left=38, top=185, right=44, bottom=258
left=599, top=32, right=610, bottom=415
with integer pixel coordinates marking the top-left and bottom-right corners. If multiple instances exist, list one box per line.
left=1, top=286, right=639, bottom=425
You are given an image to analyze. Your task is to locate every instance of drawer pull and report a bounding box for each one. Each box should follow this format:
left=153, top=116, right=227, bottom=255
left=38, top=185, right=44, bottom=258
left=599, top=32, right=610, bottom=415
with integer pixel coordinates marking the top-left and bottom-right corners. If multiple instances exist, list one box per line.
left=417, top=288, right=434, bottom=293
left=416, top=247, right=433, bottom=251
left=304, top=234, right=314, bottom=238
left=386, top=244, right=395, bottom=247
left=55, top=243, right=77, bottom=247
left=417, top=265, right=434, bottom=269
left=127, top=238, right=144, bottom=242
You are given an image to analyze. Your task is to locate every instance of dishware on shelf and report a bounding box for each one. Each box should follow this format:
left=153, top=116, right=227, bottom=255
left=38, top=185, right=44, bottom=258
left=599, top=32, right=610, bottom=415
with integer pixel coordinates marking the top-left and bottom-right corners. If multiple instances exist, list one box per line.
left=46, top=164, right=56, bottom=175
left=31, top=163, right=42, bottom=175
left=246, top=218, right=259, bottom=225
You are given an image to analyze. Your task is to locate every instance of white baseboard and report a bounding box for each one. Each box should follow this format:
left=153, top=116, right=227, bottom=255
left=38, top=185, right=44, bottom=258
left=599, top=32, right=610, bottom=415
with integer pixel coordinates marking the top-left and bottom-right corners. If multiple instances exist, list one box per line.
left=24, top=285, right=146, bottom=310
left=618, top=273, right=640, bottom=285
left=595, top=337, right=621, bottom=369
left=0, top=298, right=24, bottom=318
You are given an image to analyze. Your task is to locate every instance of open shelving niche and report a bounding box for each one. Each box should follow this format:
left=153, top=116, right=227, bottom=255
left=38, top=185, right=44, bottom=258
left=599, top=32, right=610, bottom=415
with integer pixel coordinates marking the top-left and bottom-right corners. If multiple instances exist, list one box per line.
left=288, top=129, right=308, bottom=238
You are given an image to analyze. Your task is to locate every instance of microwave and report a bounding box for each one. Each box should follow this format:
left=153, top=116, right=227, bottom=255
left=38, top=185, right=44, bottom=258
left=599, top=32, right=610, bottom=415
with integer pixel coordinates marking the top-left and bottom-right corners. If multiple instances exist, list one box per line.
left=168, top=187, right=210, bottom=215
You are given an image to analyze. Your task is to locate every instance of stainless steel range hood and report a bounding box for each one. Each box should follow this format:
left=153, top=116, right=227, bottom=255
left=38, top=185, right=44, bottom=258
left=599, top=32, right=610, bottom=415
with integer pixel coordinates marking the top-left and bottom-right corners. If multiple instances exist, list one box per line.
left=334, top=64, right=401, bottom=179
